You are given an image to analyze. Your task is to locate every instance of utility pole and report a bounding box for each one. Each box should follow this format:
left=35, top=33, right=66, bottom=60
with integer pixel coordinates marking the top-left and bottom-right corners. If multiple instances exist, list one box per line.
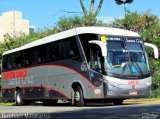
left=115, top=0, right=134, bottom=18
left=115, top=0, right=134, bottom=29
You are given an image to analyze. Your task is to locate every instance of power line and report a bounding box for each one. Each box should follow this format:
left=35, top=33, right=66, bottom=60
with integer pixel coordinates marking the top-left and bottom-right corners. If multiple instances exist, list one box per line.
left=59, top=9, right=83, bottom=14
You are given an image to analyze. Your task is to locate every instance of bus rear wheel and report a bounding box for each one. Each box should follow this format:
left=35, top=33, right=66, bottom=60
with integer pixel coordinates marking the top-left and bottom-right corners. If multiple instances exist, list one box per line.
left=74, top=86, right=85, bottom=106
left=15, top=90, right=24, bottom=106
left=113, top=99, right=124, bottom=105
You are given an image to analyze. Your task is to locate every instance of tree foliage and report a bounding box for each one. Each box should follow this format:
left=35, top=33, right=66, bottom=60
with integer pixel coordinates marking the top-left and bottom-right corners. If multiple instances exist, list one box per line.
left=56, top=16, right=84, bottom=30
left=112, top=10, right=160, bottom=47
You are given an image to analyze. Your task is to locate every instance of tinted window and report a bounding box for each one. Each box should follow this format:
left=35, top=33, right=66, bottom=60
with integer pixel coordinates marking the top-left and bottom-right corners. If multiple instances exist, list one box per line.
left=126, top=42, right=143, bottom=51
left=21, top=49, right=32, bottom=67
left=108, top=41, right=124, bottom=50
left=46, top=40, right=62, bottom=62
left=79, top=34, right=98, bottom=62
left=14, top=52, right=22, bottom=68
left=68, top=37, right=81, bottom=61
left=2, top=36, right=82, bottom=71
left=47, top=37, right=81, bottom=62
left=32, top=45, right=46, bottom=65
left=2, top=55, right=7, bottom=71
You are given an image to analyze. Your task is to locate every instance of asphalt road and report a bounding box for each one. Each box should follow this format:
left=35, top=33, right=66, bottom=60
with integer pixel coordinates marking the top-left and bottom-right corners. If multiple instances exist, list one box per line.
left=0, top=102, right=160, bottom=119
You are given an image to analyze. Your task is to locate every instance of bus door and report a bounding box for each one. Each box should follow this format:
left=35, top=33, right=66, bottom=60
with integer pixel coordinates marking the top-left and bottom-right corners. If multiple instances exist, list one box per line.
left=89, top=44, right=104, bottom=87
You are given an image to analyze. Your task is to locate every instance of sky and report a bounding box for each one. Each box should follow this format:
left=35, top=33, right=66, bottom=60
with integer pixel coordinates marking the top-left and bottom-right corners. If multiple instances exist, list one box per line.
left=0, top=0, right=160, bottom=30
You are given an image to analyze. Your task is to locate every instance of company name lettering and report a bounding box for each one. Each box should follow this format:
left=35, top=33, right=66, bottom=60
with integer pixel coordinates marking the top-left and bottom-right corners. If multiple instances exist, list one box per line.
left=128, top=80, right=139, bottom=85
left=3, top=69, right=28, bottom=80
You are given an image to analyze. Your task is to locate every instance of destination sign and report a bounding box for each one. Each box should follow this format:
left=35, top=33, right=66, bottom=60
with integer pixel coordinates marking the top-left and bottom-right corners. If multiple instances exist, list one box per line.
left=107, top=37, right=143, bottom=44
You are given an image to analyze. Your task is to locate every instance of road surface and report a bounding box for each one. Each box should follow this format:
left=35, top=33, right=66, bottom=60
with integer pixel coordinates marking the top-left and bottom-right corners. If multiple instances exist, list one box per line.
left=0, top=102, right=160, bottom=119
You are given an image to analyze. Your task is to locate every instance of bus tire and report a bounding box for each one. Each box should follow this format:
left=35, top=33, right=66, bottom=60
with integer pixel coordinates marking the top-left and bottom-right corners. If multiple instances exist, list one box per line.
left=15, top=90, right=24, bottom=106
left=74, top=86, right=85, bottom=106
left=113, top=99, right=123, bottom=105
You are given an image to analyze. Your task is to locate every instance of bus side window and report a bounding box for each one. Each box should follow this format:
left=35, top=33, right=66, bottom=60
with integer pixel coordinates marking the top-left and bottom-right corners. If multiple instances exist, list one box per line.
left=79, top=34, right=98, bottom=63
left=22, top=49, right=32, bottom=67
left=2, top=55, right=7, bottom=71
left=10, top=54, right=16, bottom=69
left=39, top=45, right=46, bottom=63
left=32, top=48, right=40, bottom=65
left=15, top=52, right=22, bottom=68
left=32, top=45, right=46, bottom=65
left=46, top=41, right=60, bottom=62
left=7, top=55, right=12, bottom=70
left=69, top=37, right=81, bottom=61
left=90, top=45, right=103, bottom=73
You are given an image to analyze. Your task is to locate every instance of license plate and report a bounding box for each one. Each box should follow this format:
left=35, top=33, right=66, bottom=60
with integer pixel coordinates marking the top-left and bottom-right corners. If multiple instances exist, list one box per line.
left=129, top=91, right=137, bottom=96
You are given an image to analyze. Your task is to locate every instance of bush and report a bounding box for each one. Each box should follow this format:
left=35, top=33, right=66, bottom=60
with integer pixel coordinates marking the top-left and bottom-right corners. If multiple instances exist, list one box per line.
left=149, top=59, right=160, bottom=98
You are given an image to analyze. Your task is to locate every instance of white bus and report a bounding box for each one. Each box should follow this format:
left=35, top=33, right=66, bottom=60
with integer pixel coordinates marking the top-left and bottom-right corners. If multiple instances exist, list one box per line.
left=1, top=27, right=159, bottom=106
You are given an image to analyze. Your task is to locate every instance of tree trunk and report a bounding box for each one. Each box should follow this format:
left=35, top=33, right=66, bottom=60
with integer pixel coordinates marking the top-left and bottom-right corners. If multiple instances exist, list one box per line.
left=90, top=0, right=95, bottom=14
left=80, top=0, right=87, bottom=16
left=79, top=0, right=104, bottom=17
left=94, top=0, right=104, bottom=17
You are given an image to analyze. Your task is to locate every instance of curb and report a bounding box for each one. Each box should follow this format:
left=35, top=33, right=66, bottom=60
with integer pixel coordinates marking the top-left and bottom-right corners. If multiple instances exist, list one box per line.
left=124, top=99, right=160, bottom=104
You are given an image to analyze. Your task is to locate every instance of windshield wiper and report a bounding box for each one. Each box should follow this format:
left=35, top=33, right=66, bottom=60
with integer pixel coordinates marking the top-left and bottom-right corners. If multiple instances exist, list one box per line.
left=121, top=38, right=144, bottom=78
left=129, top=53, right=144, bottom=77
left=121, top=38, right=133, bottom=76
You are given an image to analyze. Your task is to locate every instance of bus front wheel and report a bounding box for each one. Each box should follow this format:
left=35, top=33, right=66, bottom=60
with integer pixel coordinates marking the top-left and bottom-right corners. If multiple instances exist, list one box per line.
left=113, top=99, right=124, bottom=105
left=74, top=86, right=85, bottom=106
left=15, top=90, right=24, bottom=106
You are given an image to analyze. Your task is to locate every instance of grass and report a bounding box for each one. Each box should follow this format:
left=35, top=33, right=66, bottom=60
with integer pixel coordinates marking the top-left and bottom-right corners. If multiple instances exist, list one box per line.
left=150, top=88, right=160, bottom=98
left=0, top=102, right=15, bottom=106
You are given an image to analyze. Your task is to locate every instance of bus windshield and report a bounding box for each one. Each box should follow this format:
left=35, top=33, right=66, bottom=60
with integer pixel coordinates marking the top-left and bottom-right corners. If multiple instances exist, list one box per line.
left=106, top=37, right=150, bottom=78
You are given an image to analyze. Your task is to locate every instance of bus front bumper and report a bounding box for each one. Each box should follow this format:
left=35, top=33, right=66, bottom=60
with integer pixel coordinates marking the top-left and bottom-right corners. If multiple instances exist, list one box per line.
left=103, top=83, right=151, bottom=99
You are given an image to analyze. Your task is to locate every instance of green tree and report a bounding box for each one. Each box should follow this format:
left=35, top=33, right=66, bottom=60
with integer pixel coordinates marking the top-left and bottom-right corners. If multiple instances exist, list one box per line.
left=112, top=10, right=160, bottom=45
left=56, top=16, right=84, bottom=30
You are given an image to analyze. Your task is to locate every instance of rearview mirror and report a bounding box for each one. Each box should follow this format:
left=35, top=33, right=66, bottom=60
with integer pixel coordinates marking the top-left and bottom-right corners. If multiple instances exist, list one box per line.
left=88, top=40, right=107, bottom=57
left=144, top=43, right=159, bottom=59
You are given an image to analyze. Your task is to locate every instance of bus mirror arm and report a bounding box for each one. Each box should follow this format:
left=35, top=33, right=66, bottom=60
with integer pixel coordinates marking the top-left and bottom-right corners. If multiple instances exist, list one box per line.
left=89, top=40, right=107, bottom=57
left=144, top=43, right=159, bottom=59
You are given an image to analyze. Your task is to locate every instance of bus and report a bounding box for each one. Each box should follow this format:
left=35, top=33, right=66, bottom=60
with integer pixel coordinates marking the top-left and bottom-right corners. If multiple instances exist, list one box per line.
left=1, top=27, right=159, bottom=106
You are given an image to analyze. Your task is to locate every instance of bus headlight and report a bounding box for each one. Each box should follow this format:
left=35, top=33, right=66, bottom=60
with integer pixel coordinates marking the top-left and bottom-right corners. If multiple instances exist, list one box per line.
left=146, top=82, right=151, bottom=86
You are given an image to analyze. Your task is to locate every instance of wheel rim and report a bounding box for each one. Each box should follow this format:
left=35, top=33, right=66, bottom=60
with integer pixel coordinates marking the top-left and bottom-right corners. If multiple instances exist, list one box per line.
left=16, top=93, right=21, bottom=104
left=75, top=91, right=80, bottom=102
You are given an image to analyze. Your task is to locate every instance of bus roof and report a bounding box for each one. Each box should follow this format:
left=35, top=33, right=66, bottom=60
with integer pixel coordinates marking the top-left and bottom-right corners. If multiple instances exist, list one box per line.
left=3, top=26, right=140, bottom=55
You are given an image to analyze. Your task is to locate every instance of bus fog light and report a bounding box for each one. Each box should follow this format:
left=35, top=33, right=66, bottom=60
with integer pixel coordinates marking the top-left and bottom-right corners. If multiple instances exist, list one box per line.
left=94, top=89, right=101, bottom=95
left=108, top=81, right=119, bottom=87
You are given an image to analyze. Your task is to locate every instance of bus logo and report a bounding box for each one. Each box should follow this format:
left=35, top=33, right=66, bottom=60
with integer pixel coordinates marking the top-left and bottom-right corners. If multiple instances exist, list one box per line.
left=132, top=85, right=135, bottom=89
left=128, top=80, right=139, bottom=85
left=81, top=61, right=87, bottom=71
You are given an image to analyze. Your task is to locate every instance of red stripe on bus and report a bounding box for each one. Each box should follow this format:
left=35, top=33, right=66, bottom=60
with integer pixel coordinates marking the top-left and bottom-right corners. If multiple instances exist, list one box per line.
left=2, top=64, right=96, bottom=88
left=37, top=64, right=96, bottom=88
left=2, top=86, right=69, bottom=99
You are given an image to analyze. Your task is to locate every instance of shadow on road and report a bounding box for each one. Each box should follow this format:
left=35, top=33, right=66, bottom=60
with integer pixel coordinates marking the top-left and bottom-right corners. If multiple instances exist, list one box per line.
left=25, top=101, right=140, bottom=107
left=6, top=103, right=160, bottom=119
